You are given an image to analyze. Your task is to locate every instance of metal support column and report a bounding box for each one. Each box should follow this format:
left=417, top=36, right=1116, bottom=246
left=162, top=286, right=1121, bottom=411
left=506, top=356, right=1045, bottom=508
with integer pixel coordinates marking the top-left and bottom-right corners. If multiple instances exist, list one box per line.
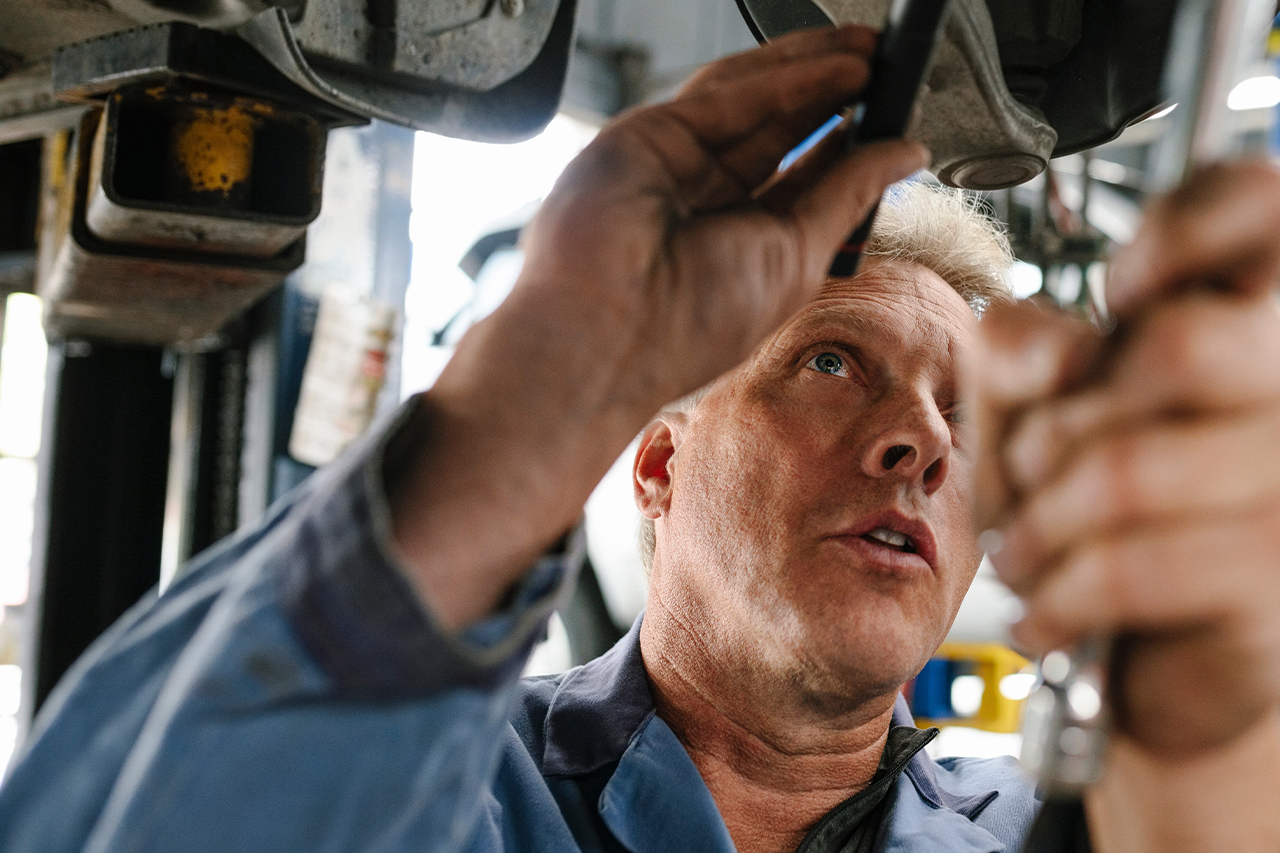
left=22, top=341, right=173, bottom=718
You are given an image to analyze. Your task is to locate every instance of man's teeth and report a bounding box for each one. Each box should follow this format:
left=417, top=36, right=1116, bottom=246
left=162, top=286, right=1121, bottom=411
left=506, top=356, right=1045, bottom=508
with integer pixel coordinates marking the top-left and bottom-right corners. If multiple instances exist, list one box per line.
left=867, top=527, right=911, bottom=550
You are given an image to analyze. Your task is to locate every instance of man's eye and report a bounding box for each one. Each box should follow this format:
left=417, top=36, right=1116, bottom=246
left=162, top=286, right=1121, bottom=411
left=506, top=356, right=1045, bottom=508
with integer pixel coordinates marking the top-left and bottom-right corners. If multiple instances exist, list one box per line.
left=945, top=404, right=967, bottom=426
left=806, top=352, right=849, bottom=377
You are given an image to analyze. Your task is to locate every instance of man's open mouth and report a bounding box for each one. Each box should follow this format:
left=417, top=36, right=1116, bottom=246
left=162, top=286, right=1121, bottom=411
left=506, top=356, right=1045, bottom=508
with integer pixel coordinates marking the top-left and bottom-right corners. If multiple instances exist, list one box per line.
left=863, top=526, right=918, bottom=554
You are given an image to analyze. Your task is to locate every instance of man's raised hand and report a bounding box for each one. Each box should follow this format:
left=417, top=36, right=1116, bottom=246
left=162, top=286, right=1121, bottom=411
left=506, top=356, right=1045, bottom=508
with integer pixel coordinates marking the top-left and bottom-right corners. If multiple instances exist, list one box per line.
left=518, top=24, right=928, bottom=406
left=393, top=28, right=927, bottom=630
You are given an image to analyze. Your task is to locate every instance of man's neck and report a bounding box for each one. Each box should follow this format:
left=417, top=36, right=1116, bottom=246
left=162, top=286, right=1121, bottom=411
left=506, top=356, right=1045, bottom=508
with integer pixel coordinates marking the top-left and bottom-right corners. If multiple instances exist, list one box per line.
left=640, top=596, right=900, bottom=853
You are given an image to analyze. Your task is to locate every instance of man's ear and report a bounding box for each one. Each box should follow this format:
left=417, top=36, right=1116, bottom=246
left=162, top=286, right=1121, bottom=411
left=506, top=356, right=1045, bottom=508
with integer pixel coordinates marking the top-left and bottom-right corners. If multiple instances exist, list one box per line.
left=633, top=414, right=685, bottom=520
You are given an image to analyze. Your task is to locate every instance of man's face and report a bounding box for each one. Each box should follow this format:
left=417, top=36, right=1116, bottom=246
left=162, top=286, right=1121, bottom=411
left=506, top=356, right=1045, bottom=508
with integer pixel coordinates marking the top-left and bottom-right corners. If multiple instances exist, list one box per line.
left=647, top=258, right=985, bottom=706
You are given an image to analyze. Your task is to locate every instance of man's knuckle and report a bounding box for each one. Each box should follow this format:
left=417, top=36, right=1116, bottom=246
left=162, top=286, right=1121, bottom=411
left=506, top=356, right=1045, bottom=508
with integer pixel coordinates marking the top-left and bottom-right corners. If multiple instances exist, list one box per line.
left=1090, top=434, right=1146, bottom=519
left=1146, top=308, right=1201, bottom=376
left=1086, top=542, right=1142, bottom=619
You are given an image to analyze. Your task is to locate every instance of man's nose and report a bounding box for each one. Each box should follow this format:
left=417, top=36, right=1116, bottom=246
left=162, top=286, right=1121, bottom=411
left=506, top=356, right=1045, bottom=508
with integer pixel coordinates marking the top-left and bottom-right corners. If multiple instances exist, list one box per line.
left=860, top=393, right=951, bottom=495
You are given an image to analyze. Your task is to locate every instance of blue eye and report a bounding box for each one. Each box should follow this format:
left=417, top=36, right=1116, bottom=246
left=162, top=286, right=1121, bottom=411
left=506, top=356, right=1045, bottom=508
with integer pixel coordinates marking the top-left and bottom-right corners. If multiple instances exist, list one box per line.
left=807, top=352, right=848, bottom=376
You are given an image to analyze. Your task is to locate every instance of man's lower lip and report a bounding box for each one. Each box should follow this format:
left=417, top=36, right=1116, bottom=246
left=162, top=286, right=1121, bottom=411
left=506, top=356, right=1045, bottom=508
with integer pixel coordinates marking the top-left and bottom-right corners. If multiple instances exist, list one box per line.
left=830, top=535, right=933, bottom=573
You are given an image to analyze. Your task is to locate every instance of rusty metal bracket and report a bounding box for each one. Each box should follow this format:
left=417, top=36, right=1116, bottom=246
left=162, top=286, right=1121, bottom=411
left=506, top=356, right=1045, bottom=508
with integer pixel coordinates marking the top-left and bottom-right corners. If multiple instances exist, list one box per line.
left=40, top=110, right=305, bottom=348
left=84, top=84, right=323, bottom=256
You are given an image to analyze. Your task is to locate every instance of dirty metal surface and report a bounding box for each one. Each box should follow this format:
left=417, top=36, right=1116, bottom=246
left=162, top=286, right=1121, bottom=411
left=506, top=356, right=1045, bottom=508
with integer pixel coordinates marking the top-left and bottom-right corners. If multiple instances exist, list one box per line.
left=289, top=0, right=556, bottom=91
left=84, top=86, right=322, bottom=255
left=737, top=0, right=1173, bottom=162
left=4, top=0, right=575, bottom=142
left=239, top=0, right=578, bottom=142
left=52, top=22, right=363, bottom=126
left=42, top=111, right=302, bottom=348
left=0, top=0, right=133, bottom=138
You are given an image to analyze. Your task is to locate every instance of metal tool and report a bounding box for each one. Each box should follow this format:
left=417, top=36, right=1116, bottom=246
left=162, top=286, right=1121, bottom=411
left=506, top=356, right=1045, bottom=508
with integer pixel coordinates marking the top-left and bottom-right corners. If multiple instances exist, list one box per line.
left=828, top=0, right=952, bottom=277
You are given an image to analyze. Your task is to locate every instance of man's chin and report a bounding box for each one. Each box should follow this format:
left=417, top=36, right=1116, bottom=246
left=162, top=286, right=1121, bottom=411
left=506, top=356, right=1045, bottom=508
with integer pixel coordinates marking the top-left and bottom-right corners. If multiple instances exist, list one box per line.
left=796, top=623, right=934, bottom=709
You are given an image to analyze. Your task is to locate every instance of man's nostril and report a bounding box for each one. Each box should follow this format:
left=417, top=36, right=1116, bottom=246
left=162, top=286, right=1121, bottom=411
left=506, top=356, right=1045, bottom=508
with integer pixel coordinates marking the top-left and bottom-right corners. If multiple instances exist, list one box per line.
left=882, top=445, right=912, bottom=469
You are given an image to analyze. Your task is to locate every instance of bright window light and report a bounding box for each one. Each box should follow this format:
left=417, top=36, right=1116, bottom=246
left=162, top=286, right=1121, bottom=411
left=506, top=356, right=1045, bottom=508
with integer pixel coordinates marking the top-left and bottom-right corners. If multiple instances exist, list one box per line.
left=0, top=664, right=20, bottom=781
left=402, top=115, right=598, bottom=396
left=1227, top=75, right=1280, bottom=111
left=999, top=672, right=1037, bottom=701
left=926, top=726, right=1023, bottom=760
left=1010, top=261, right=1043, bottom=299
left=0, top=293, right=48, bottom=459
left=0, top=458, right=36, bottom=606
left=0, top=664, right=19, bottom=717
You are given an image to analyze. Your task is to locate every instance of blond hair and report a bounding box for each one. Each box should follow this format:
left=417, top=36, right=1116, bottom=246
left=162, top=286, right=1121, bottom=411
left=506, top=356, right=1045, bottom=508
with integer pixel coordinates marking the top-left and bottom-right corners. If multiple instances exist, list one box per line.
left=866, top=181, right=1014, bottom=316
left=636, top=183, right=1014, bottom=571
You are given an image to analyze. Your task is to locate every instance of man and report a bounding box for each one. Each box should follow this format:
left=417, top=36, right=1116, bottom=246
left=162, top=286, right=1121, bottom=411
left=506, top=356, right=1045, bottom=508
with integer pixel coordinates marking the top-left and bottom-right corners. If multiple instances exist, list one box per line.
left=3, top=23, right=1280, bottom=853
left=629, top=180, right=1030, bottom=853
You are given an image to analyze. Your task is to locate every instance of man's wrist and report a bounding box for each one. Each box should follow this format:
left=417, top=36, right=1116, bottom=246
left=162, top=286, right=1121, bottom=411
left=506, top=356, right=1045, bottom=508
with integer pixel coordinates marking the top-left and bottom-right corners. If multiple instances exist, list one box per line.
left=387, top=284, right=664, bottom=630
left=1085, top=707, right=1280, bottom=853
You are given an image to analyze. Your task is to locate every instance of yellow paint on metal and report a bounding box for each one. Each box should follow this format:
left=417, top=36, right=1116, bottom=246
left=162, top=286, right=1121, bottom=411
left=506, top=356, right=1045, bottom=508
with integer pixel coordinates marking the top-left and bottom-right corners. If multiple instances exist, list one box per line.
left=173, top=104, right=257, bottom=196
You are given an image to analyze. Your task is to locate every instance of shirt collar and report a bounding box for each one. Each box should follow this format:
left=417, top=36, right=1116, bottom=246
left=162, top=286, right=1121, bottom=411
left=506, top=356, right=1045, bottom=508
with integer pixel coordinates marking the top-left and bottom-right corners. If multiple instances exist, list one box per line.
left=598, top=715, right=737, bottom=853
left=893, top=694, right=1000, bottom=821
left=542, top=615, right=654, bottom=776
left=542, top=614, right=1002, bottom=826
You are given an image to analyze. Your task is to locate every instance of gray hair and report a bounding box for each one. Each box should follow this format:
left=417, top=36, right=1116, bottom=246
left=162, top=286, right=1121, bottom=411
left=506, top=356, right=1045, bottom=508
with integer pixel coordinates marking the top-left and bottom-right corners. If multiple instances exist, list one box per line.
left=637, top=182, right=1014, bottom=571
left=867, top=181, right=1015, bottom=316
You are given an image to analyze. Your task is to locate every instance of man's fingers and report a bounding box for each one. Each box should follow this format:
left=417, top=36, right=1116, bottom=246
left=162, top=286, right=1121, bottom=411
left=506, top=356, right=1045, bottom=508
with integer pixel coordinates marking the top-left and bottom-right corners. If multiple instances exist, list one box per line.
left=679, top=24, right=876, bottom=95
left=1003, top=292, right=1280, bottom=490
left=753, top=118, right=851, bottom=209
left=992, top=403, right=1280, bottom=590
left=660, top=139, right=928, bottom=346
left=659, top=52, right=873, bottom=205
left=1005, top=509, right=1280, bottom=756
left=1108, top=160, right=1280, bottom=313
left=1010, top=510, right=1280, bottom=649
left=1112, top=629, right=1280, bottom=757
left=968, top=302, right=1103, bottom=529
left=784, top=138, right=928, bottom=281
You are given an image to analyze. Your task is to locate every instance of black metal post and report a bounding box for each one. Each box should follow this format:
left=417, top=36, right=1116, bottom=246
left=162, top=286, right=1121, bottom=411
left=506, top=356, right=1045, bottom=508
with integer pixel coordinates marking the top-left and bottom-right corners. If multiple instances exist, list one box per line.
left=22, top=341, right=173, bottom=717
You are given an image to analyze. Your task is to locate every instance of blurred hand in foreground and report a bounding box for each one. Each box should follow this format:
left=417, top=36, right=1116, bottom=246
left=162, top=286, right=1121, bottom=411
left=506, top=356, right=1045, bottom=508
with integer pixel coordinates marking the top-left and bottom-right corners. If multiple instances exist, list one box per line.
left=971, top=161, right=1280, bottom=757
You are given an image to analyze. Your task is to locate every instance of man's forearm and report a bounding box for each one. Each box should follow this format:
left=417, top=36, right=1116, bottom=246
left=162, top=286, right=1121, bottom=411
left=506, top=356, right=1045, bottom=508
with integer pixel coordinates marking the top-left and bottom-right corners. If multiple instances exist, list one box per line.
left=1086, top=707, right=1280, bottom=852
left=387, top=283, right=663, bottom=631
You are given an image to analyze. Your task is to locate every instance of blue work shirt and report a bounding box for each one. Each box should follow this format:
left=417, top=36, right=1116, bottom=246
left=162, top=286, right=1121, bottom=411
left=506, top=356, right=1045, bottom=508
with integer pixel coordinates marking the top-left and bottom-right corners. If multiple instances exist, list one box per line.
left=0, top=402, right=1039, bottom=852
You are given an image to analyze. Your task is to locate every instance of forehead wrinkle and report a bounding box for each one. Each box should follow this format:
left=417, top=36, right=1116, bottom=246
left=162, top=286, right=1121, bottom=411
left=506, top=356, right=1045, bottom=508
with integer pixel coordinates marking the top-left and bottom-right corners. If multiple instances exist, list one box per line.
left=744, top=262, right=974, bottom=394
left=762, top=269, right=972, bottom=394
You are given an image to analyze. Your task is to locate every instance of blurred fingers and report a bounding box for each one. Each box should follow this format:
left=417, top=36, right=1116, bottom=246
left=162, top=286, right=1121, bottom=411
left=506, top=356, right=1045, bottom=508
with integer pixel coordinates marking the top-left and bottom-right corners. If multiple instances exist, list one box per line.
left=1004, top=291, right=1280, bottom=489
left=992, top=403, right=1280, bottom=591
left=1010, top=507, right=1280, bottom=650
left=969, top=302, right=1103, bottom=529
left=1112, top=628, right=1280, bottom=756
left=1108, top=160, right=1280, bottom=313
left=652, top=47, right=873, bottom=205
left=783, top=138, right=927, bottom=282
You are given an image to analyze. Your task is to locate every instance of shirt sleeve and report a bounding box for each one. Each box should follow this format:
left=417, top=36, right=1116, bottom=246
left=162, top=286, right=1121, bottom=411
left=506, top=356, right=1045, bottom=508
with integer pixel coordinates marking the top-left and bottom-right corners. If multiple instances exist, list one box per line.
left=277, top=397, right=584, bottom=695
left=0, top=397, right=584, bottom=853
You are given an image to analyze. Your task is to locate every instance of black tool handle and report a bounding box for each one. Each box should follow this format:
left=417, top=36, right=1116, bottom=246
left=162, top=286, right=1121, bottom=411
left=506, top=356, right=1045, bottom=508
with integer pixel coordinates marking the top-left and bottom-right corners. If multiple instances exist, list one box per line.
left=828, top=0, right=951, bottom=277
